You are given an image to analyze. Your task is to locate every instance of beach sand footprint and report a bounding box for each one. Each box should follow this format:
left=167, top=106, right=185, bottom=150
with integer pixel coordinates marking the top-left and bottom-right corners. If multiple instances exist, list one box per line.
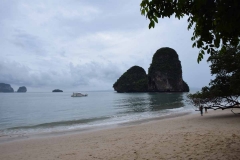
left=57, top=152, right=77, bottom=159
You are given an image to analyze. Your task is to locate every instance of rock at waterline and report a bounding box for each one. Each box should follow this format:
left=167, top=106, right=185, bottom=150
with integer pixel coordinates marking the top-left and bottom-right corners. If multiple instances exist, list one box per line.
left=17, top=86, right=27, bottom=92
left=148, top=47, right=189, bottom=92
left=52, top=89, right=63, bottom=92
left=113, top=47, right=189, bottom=92
left=113, top=66, right=148, bottom=93
left=0, top=83, right=14, bottom=92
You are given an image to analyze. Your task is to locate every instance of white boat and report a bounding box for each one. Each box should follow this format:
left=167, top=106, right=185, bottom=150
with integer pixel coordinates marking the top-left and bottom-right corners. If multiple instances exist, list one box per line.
left=71, top=92, right=88, bottom=97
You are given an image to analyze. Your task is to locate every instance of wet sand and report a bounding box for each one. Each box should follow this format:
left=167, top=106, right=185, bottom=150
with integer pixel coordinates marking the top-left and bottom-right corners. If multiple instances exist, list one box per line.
left=0, top=109, right=240, bottom=160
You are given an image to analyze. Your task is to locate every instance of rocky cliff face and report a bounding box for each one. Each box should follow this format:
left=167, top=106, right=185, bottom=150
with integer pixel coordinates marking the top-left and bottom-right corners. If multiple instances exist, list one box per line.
left=0, top=83, right=14, bottom=92
left=113, top=47, right=189, bottom=93
left=113, top=66, right=148, bottom=92
left=17, top=86, right=27, bottom=92
left=148, top=47, right=189, bottom=92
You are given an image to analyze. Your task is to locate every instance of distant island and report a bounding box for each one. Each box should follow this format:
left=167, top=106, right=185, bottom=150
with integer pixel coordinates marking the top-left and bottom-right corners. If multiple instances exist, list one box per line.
left=0, top=83, right=14, bottom=92
left=52, top=89, right=63, bottom=92
left=113, top=47, right=189, bottom=93
left=17, top=86, right=27, bottom=92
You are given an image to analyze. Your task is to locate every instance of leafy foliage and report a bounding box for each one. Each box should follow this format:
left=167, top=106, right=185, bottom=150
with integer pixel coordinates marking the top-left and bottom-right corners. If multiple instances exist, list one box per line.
left=140, top=0, right=240, bottom=62
left=188, top=45, right=240, bottom=109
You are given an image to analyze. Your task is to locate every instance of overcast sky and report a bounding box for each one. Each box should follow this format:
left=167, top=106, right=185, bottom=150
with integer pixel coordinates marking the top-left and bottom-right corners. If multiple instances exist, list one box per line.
left=0, top=0, right=212, bottom=92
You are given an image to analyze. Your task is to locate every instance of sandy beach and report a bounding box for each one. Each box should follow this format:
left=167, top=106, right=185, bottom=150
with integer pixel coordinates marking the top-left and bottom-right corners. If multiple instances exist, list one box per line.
left=1, top=109, right=240, bottom=160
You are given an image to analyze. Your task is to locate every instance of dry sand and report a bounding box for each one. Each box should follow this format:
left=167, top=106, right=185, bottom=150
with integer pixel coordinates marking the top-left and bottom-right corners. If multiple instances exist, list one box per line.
left=1, top=109, right=240, bottom=160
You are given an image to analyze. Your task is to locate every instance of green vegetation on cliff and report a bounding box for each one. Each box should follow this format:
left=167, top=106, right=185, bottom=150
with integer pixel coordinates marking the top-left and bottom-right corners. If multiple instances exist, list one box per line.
left=113, top=47, right=189, bottom=92
left=148, top=47, right=189, bottom=92
left=113, top=66, right=148, bottom=92
left=148, top=47, right=181, bottom=80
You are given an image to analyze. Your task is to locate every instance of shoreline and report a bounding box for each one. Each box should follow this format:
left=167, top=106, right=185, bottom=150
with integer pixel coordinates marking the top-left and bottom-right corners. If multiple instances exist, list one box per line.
left=0, top=111, right=194, bottom=144
left=1, top=109, right=240, bottom=159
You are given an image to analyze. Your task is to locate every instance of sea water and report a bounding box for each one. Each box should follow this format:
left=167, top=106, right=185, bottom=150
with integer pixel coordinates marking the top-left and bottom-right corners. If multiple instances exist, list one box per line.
left=0, top=91, right=195, bottom=136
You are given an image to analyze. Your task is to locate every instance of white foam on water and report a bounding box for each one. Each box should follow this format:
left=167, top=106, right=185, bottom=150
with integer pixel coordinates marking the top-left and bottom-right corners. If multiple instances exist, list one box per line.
left=0, top=92, right=196, bottom=137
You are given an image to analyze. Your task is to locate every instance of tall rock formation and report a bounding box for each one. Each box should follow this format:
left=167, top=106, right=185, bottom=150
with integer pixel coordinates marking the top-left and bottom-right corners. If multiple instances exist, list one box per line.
left=17, top=86, right=27, bottom=92
left=148, top=47, right=189, bottom=92
left=113, top=66, right=148, bottom=92
left=0, top=83, right=14, bottom=92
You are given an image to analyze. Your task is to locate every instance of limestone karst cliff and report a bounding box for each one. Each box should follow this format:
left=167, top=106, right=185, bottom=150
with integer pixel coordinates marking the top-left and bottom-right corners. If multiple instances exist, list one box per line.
left=113, top=47, right=189, bottom=92
left=148, top=47, right=189, bottom=92
left=17, top=86, right=27, bottom=92
left=113, top=66, right=148, bottom=93
left=0, top=83, right=14, bottom=92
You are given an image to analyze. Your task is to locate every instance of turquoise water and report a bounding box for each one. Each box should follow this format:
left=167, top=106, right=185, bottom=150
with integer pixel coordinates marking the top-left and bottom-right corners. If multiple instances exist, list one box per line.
left=0, top=91, right=194, bottom=135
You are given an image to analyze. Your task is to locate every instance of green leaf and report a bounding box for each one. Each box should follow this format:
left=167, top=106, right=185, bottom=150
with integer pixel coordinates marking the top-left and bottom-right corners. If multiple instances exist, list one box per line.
left=148, top=21, right=155, bottom=29
left=207, top=48, right=210, bottom=54
left=197, top=53, right=203, bottom=63
left=152, top=21, right=155, bottom=28
left=192, top=42, right=196, bottom=48
left=140, top=1, right=145, bottom=7
left=148, top=22, right=152, bottom=29
left=153, top=16, right=158, bottom=23
left=141, top=9, right=145, bottom=15
left=197, top=56, right=201, bottom=63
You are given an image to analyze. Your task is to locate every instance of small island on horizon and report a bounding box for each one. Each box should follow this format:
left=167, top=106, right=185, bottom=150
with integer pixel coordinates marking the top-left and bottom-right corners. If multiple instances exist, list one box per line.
left=17, top=86, right=27, bottom=92
left=52, top=89, right=63, bottom=92
left=0, top=83, right=14, bottom=92
left=0, top=83, right=28, bottom=93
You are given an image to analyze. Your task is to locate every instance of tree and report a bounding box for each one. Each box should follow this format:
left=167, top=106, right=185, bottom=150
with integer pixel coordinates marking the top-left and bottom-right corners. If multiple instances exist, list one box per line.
left=187, top=45, right=240, bottom=111
left=140, top=0, right=240, bottom=62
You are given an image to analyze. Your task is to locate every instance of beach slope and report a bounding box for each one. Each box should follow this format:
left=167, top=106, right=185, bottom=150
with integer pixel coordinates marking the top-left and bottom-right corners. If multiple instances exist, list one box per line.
left=1, top=109, right=240, bottom=160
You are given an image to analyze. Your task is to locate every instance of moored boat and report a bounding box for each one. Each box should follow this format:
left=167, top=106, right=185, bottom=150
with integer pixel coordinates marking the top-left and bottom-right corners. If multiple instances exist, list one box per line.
left=71, top=92, right=88, bottom=97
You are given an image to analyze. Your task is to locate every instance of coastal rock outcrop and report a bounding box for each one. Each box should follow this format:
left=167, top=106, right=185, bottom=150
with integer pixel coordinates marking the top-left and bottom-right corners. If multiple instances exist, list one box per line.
left=52, top=89, right=63, bottom=92
left=148, top=47, right=189, bottom=92
left=113, top=47, right=189, bottom=92
left=0, top=83, right=14, bottom=92
left=17, top=86, right=27, bottom=92
left=113, top=66, right=148, bottom=92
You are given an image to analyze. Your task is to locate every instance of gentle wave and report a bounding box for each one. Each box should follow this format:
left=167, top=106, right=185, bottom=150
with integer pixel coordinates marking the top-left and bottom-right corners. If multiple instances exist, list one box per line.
left=6, top=116, right=111, bottom=130
left=0, top=92, right=194, bottom=136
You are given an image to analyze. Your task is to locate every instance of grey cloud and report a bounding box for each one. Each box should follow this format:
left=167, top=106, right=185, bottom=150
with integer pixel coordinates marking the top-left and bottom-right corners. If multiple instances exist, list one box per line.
left=11, top=30, right=47, bottom=55
left=0, top=60, right=31, bottom=86
left=0, top=0, right=213, bottom=91
left=0, top=60, right=61, bottom=88
left=69, top=61, right=123, bottom=87
left=50, top=0, right=147, bottom=38
left=0, top=59, right=123, bottom=91
left=0, top=0, right=19, bottom=22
